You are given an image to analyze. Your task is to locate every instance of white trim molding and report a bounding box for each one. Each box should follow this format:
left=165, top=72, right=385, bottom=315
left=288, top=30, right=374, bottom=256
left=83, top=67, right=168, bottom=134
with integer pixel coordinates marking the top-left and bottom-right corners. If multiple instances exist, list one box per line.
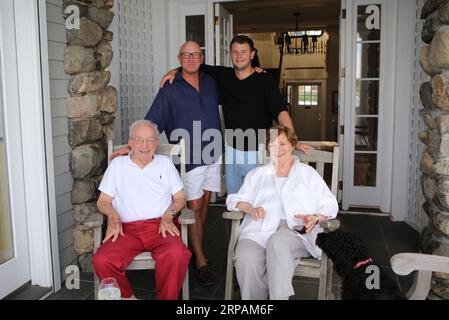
left=390, top=0, right=416, bottom=222
left=0, top=0, right=30, bottom=297
left=37, top=0, right=61, bottom=290
left=13, top=0, right=55, bottom=288
left=167, top=0, right=211, bottom=66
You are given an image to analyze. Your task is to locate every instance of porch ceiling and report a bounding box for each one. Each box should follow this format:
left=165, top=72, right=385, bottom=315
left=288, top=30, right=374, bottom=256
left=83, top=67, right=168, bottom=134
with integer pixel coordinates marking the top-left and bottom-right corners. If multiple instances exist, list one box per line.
left=221, top=0, right=341, bottom=34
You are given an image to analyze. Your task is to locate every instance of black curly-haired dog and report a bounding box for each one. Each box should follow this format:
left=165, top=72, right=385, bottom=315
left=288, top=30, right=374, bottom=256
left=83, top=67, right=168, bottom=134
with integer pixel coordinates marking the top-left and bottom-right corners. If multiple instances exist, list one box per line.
left=316, top=230, right=405, bottom=300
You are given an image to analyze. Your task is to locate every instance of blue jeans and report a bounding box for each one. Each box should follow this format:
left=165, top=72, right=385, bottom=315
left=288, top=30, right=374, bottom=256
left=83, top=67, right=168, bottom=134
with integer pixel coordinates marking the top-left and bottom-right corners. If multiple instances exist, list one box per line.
left=225, top=145, right=259, bottom=194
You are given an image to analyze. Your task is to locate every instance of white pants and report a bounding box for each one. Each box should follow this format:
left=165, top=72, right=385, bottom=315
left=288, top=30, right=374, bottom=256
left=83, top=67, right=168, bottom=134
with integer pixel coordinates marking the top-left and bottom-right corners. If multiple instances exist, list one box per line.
left=234, top=220, right=310, bottom=300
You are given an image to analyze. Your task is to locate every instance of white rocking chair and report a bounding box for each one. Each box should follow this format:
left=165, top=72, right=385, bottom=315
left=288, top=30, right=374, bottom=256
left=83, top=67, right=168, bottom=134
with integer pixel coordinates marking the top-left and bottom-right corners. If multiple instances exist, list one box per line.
left=87, top=138, right=195, bottom=300
left=223, top=145, right=340, bottom=300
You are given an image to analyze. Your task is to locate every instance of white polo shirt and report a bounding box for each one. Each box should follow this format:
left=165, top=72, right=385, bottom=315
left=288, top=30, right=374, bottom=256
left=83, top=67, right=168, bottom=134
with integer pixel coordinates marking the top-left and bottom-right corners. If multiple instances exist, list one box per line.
left=99, top=154, right=184, bottom=223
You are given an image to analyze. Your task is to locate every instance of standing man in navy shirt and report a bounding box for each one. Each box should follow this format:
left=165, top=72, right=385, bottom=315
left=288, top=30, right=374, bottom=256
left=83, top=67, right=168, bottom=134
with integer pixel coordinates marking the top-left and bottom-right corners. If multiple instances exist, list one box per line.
left=145, top=41, right=222, bottom=286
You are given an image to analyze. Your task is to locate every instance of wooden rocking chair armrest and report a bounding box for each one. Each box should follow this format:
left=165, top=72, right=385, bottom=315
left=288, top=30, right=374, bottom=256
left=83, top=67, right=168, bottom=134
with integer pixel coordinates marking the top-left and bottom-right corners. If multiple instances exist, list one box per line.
left=320, top=219, right=340, bottom=232
left=223, top=211, right=245, bottom=220
left=391, top=253, right=449, bottom=276
left=83, top=214, right=104, bottom=253
left=178, top=207, right=195, bottom=225
left=221, top=213, right=340, bottom=229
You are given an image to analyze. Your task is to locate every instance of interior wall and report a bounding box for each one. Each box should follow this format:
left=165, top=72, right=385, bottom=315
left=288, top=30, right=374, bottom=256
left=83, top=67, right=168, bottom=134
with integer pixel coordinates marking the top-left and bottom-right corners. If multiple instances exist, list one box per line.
left=247, top=30, right=339, bottom=142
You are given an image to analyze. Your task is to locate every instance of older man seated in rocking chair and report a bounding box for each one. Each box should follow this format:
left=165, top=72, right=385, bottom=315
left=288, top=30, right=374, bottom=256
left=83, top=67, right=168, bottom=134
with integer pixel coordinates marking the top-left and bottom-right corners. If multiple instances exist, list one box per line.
left=92, top=120, right=191, bottom=300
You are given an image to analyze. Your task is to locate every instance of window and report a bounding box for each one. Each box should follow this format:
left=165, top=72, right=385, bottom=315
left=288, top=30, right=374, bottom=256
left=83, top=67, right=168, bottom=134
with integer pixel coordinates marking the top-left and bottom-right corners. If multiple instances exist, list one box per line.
left=298, top=85, right=319, bottom=106
left=186, top=15, right=205, bottom=49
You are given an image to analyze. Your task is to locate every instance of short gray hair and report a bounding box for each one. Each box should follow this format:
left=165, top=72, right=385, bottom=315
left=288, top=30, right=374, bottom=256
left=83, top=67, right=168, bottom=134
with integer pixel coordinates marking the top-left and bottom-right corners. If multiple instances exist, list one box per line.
left=129, top=119, right=160, bottom=138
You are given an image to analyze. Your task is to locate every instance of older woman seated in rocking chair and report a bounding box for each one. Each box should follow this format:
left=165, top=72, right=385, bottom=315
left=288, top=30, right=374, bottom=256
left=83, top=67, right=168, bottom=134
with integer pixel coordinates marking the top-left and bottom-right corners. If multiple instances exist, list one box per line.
left=226, top=125, right=339, bottom=300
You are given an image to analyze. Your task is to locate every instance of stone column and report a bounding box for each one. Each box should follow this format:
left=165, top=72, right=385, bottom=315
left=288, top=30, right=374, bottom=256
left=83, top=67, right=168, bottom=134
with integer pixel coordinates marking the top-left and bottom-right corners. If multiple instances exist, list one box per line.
left=63, top=0, right=116, bottom=272
left=420, top=0, right=449, bottom=300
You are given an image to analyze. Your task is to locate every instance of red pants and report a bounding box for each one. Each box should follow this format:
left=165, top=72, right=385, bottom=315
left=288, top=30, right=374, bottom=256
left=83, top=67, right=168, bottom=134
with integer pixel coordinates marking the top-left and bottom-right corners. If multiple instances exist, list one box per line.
left=92, top=218, right=191, bottom=300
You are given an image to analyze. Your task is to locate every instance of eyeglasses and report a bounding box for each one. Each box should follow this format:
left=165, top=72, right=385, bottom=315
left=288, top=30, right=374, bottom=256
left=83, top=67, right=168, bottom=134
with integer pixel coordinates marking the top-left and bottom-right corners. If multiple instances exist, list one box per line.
left=180, top=52, right=202, bottom=59
left=132, top=137, right=158, bottom=144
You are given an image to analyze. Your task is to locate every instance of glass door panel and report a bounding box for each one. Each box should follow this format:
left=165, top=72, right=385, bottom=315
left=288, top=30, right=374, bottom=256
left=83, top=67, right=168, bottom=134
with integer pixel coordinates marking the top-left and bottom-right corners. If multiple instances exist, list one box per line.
left=186, top=15, right=205, bottom=48
left=355, top=80, right=379, bottom=115
left=356, top=5, right=381, bottom=41
left=342, top=0, right=395, bottom=211
left=353, top=3, right=381, bottom=187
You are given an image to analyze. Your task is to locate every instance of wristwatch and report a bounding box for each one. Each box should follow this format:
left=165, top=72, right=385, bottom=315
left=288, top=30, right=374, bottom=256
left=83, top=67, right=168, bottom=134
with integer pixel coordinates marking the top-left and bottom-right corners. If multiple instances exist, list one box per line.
left=169, top=208, right=178, bottom=217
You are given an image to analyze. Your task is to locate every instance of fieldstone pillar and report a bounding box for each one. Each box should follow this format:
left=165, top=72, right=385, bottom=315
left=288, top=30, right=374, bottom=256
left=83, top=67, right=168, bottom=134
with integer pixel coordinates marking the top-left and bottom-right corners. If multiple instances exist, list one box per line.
left=420, top=0, right=449, bottom=300
left=63, top=0, right=116, bottom=272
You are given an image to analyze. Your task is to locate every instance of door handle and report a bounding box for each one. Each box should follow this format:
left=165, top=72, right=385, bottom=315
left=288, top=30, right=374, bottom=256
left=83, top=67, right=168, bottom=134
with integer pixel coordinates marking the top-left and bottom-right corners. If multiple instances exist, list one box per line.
left=318, top=113, right=321, bottom=121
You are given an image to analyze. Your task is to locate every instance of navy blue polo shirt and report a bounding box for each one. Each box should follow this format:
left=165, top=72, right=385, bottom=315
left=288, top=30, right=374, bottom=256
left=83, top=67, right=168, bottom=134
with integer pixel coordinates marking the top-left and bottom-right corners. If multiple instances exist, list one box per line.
left=145, top=71, right=222, bottom=172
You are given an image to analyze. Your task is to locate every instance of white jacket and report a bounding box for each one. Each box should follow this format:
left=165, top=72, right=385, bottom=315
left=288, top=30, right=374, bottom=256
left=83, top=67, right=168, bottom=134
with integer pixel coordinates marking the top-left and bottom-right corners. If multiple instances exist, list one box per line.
left=226, top=156, right=338, bottom=259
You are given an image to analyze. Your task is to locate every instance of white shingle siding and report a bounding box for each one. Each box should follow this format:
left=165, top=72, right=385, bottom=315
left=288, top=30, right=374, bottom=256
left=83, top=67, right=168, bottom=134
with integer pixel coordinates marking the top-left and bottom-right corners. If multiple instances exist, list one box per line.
left=46, top=0, right=75, bottom=278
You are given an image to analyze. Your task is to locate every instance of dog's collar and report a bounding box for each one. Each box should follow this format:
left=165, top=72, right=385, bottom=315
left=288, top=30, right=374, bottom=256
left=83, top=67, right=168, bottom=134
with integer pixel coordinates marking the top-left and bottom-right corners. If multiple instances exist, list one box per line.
left=353, top=257, right=373, bottom=269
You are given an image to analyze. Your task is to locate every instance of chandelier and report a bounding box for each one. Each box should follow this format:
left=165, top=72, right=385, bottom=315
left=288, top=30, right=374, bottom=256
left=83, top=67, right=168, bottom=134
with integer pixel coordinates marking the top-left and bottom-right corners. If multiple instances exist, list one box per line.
left=277, top=13, right=325, bottom=55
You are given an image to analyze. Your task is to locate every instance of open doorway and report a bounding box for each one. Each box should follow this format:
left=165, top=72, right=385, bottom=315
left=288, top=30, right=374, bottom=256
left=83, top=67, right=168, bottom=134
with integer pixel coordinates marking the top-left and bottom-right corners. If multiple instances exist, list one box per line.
left=219, top=0, right=341, bottom=143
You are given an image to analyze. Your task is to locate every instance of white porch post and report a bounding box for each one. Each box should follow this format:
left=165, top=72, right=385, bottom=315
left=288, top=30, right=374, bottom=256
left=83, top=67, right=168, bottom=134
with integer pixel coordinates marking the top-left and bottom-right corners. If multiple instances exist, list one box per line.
left=13, top=0, right=56, bottom=288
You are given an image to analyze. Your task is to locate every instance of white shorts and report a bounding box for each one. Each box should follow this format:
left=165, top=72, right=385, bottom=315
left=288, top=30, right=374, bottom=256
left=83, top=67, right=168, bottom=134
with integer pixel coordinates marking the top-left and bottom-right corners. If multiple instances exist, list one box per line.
left=184, top=161, right=221, bottom=201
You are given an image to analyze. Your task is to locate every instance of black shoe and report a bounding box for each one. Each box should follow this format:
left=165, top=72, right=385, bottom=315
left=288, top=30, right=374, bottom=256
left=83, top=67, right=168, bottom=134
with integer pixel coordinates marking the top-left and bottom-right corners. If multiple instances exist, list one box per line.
left=196, top=265, right=217, bottom=286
